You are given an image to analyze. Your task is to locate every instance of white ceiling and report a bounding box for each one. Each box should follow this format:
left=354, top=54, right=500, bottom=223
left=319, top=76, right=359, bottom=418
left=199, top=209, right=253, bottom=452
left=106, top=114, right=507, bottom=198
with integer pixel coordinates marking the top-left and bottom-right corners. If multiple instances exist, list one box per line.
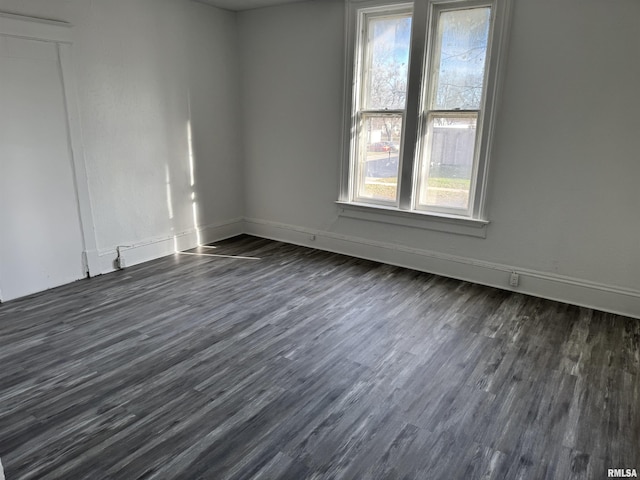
left=195, top=0, right=310, bottom=11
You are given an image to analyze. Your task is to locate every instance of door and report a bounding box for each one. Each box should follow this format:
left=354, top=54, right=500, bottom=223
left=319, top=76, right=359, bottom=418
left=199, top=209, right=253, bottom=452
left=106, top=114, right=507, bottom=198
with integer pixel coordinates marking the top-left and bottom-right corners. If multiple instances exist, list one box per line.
left=0, top=34, right=86, bottom=301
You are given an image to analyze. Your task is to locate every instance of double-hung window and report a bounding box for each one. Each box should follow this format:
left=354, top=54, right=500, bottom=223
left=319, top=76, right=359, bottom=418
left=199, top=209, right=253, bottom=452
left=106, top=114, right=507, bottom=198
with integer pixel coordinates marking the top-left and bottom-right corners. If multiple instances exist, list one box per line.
left=341, top=0, right=511, bottom=227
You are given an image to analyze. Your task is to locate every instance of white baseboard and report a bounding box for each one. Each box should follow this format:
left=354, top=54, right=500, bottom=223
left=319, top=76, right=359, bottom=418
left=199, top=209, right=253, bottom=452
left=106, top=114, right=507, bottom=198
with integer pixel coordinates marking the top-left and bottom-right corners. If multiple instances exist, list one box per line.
left=89, top=215, right=640, bottom=319
left=82, top=249, right=100, bottom=277
left=199, top=218, right=246, bottom=246
left=97, top=218, right=244, bottom=274
left=243, top=217, right=640, bottom=320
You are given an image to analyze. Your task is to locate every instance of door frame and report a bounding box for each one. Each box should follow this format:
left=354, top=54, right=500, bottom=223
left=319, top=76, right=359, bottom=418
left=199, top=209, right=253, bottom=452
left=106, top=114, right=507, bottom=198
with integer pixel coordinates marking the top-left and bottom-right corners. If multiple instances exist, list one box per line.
left=0, top=12, right=99, bottom=302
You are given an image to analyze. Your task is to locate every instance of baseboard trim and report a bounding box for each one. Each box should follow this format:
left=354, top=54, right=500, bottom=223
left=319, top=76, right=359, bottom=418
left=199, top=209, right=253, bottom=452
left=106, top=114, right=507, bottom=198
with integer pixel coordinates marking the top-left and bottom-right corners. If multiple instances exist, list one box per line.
left=243, top=217, right=640, bottom=319
left=83, top=249, right=100, bottom=277
left=90, top=216, right=640, bottom=319
left=97, top=218, right=244, bottom=274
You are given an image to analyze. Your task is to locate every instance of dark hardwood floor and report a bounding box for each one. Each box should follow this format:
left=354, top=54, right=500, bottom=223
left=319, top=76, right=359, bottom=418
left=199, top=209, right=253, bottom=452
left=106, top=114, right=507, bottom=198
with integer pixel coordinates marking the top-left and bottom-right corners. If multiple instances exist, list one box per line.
left=0, top=235, right=638, bottom=479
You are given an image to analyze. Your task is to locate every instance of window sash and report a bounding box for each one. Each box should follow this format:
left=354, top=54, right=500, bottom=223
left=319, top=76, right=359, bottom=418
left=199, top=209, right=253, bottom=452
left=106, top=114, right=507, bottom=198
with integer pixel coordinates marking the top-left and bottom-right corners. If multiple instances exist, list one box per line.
left=352, top=110, right=404, bottom=206
left=415, top=111, right=480, bottom=215
left=360, top=11, right=413, bottom=111
left=418, top=1, right=492, bottom=216
left=351, top=3, right=413, bottom=206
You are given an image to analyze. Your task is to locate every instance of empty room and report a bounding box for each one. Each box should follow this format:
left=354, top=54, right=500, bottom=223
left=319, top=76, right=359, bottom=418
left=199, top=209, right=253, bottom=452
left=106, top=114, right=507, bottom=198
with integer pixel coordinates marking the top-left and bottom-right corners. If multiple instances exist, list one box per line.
left=0, top=0, right=638, bottom=478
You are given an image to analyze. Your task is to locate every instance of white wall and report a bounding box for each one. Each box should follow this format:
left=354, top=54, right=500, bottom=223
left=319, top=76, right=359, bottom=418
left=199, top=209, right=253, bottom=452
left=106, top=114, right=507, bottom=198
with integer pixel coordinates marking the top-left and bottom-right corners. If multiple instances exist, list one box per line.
left=2, top=0, right=638, bottom=316
left=0, top=0, right=244, bottom=272
left=239, top=1, right=345, bottom=227
left=238, top=0, right=640, bottom=317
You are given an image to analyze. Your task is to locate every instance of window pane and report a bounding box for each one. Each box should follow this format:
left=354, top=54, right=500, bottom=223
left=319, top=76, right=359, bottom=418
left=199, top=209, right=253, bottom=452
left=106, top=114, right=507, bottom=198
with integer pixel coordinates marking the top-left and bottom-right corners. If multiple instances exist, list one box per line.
left=357, top=115, right=403, bottom=202
left=432, top=7, right=490, bottom=110
left=364, top=14, right=412, bottom=110
left=417, top=115, right=477, bottom=210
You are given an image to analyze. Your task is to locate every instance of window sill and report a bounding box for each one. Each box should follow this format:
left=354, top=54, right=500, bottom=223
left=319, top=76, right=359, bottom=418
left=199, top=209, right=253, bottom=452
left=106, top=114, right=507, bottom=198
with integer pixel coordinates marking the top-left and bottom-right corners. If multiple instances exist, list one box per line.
left=336, top=201, right=489, bottom=238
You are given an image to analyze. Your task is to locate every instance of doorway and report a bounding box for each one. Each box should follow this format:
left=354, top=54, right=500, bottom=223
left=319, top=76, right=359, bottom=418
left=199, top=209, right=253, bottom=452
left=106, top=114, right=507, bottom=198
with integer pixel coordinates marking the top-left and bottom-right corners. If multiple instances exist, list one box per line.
left=0, top=14, right=97, bottom=302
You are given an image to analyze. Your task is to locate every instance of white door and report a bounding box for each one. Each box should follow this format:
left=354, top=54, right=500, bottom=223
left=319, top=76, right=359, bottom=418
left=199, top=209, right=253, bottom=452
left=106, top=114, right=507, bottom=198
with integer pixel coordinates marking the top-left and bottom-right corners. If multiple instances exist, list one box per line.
left=0, top=34, right=86, bottom=301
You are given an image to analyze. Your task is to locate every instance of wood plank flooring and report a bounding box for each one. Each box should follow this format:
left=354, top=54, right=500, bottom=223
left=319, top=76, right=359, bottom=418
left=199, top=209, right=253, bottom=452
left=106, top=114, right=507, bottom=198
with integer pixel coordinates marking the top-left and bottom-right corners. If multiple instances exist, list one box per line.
left=0, top=235, right=638, bottom=479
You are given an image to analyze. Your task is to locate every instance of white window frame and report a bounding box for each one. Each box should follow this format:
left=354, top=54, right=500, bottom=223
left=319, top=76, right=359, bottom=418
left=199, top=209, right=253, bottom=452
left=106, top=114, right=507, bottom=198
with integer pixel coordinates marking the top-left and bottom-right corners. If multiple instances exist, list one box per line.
left=339, top=0, right=512, bottom=237
left=351, top=3, right=412, bottom=208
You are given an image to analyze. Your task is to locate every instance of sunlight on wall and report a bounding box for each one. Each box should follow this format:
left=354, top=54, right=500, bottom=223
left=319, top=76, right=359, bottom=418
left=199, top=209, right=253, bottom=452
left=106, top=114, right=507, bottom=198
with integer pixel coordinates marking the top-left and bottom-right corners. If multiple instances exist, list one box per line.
left=165, top=164, right=174, bottom=220
left=165, top=163, right=179, bottom=252
left=187, top=121, right=202, bottom=246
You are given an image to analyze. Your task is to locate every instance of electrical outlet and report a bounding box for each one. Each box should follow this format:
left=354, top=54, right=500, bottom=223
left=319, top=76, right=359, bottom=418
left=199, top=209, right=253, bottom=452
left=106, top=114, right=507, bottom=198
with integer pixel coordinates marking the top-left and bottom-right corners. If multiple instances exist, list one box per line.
left=509, top=272, right=519, bottom=287
left=310, top=234, right=316, bottom=241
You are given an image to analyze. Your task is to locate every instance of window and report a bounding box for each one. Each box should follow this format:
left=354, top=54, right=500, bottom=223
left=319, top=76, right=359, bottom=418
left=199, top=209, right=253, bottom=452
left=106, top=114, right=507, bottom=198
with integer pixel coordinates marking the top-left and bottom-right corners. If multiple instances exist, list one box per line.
left=353, top=7, right=412, bottom=205
left=341, top=0, right=511, bottom=226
